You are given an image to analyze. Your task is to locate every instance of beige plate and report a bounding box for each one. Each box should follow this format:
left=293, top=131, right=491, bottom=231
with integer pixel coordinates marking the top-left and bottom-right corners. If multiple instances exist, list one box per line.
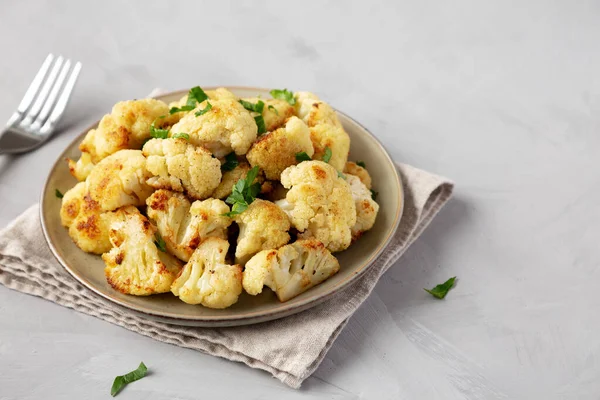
left=40, top=87, right=403, bottom=327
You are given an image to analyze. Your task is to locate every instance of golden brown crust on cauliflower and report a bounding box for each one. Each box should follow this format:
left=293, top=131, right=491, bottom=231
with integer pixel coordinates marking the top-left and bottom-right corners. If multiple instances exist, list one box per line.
left=171, top=237, right=242, bottom=308
left=346, top=175, right=379, bottom=240
left=146, top=190, right=232, bottom=262
left=344, top=162, right=372, bottom=189
left=242, top=239, right=340, bottom=302
left=67, top=99, right=169, bottom=180
left=275, top=161, right=356, bottom=252
left=103, top=206, right=182, bottom=295
left=85, top=150, right=154, bottom=211
left=246, top=116, right=314, bottom=180
left=234, top=199, right=291, bottom=265
left=170, top=89, right=257, bottom=157
left=293, top=92, right=350, bottom=171
left=143, top=138, right=221, bottom=200
left=60, top=182, right=112, bottom=254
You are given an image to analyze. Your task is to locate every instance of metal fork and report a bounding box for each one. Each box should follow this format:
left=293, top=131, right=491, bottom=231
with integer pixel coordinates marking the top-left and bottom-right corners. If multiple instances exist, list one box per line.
left=0, top=54, right=82, bottom=155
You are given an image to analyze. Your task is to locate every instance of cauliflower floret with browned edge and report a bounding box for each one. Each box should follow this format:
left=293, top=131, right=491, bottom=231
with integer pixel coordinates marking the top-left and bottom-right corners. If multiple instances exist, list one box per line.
left=344, top=161, right=372, bottom=189
left=171, top=237, right=242, bottom=308
left=346, top=174, right=379, bottom=240
left=246, top=117, right=314, bottom=180
left=293, top=92, right=350, bottom=171
left=243, top=239, right=340, bottom=302
left=170, top=89, right=257, bottom=157
left=294, top=91, right=342, bottom=128
left=309, top=124, right=350, bottom=172
left=67, top=152, right=95, bottom=182
left=143, top=138, right=221, bottom=200
left=146, top=190, right=232, bottom=262
left=211, top=161, right=263, bottom=199
left=242, top=97, right=295, bottom=132
left=234, top=199, right=290, bottom=265
left=60, top=182, right=112, bottom=254
left=67, top=99, right=169, bottom=180
left=275, top=161, right=356, bottom=252
left=102, top=206, right=182, bottom=295
left=85, top=150, right=154, bottom=211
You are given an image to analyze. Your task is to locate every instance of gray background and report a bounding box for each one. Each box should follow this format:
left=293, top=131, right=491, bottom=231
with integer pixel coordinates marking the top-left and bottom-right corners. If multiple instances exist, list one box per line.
left=1, top=1, right=599, bottom=399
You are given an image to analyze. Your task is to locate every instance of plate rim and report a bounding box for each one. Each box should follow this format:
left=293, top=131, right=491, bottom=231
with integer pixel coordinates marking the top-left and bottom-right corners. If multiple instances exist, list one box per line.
left=39, top=86, right=404, bottom=326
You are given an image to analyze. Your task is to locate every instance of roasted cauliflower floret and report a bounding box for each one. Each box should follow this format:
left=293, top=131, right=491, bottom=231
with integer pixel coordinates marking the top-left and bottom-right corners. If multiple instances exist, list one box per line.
left=294, top=91, right=341, bottom=128
left=293, top=92, right=350, bottom=171
left=243, top=239, right=340, bottom=302
left=146, top=190, right=232, bottom=262
left=344, top=161, right=372, bottom=189
left=234, top=199, right=291, bottom=265
left=346, top=175, right=379, bottom=239
left=143, top=138, right=221, bottom=200
left=67, top=152, right=95, bottom=181
left=60, top=182, right=111, bottom=254
left=170, top=89, right=257, bottom=157
left=309, top=124, right=350, bottom=172
left=85, top=150, right=153, bottom=211
left=102, top=206, right=182, bottom=295
left=275, top=161, right=356, bottom=252
left=242, top=97, right=295, bottom=132
left=246, top=116, right=314, bottom=180
left=211, top=161, right=264, bottom=199
left=171, top=237, right=242, bottom=308
left=67, top=99, right=170, bottom=180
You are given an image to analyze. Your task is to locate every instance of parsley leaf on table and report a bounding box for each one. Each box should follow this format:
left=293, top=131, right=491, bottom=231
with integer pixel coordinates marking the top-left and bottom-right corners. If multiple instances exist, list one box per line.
left=424, top=277, right=457, bottom=299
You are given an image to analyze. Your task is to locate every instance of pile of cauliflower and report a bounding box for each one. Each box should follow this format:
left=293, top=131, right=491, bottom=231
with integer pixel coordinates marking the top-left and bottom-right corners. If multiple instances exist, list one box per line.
left=59, top=87, right=379, bottom=309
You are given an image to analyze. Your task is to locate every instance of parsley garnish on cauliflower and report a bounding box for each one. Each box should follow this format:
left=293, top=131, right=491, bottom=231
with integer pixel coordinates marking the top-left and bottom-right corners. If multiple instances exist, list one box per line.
left=234, top=199, right=291, bottom=265
left=103, top=206, right=183, bottom=296
left=246, top=116, right=314, bottom=180
left=242, top=239, right=340, bottom=302
left=143, top=137, right=222, bottom=200
left=146, top=190, right=232, bottom=262
left=171, top=238, right=243, bottom=308
left=276, top=161, right=356, bottom=252
left=170, top=88, right=257, bottom=158
left=68, top=99, right=170, bottom=181
left=59, top=86, right=380, bottom=309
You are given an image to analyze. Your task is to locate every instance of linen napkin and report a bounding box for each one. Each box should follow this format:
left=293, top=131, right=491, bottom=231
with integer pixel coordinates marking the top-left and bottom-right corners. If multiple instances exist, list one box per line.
left=0, top=163, right=453, bottom=388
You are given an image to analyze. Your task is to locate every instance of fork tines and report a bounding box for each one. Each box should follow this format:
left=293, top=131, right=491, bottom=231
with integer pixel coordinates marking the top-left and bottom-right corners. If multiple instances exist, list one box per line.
left=7, top=54, right=82, bottom=135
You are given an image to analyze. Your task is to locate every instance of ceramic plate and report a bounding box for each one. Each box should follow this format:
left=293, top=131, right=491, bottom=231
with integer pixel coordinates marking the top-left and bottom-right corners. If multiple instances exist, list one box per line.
left=40, top=87, right=403, bottom=327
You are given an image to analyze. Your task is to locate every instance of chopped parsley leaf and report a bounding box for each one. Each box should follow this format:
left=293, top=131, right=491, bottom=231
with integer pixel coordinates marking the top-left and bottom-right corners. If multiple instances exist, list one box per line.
left=221, top=152, right=239, bottom=171
left=424, top=277, right=456, bottom=299
left=295, top=152, right=312, bottom=162
left=270, top=88, right=296, bottom=105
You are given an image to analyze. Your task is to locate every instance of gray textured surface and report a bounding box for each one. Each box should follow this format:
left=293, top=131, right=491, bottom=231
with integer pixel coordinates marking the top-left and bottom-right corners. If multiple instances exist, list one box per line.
left=1, top=1, right=599, bottom=398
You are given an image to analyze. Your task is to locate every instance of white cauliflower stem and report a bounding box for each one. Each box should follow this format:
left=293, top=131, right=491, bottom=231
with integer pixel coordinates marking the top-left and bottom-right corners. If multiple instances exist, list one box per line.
left=346, top=174, right=379, bottom=239
left=243, top=239, right=340, bottom=302
left=146, top=190, right=232, bottom=262
left=102, top=206, right=182, bottom=296
left=143, top=138, right=222, bottom=200
left=275, top=161, right=356, bottom=252
left=171, top=238, right=242, bottom=308
left=234, top=199, right=290, bottom=265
